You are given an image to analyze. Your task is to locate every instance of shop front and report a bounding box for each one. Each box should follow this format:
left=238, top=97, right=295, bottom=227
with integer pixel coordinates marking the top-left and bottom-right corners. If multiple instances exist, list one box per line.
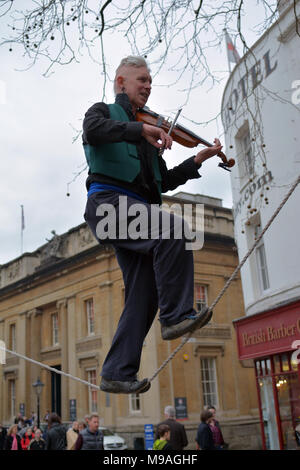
left=234, top=299, right=300, bottom=450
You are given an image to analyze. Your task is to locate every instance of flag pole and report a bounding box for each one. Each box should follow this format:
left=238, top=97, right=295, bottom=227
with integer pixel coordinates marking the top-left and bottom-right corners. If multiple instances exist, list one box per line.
left=21, top=205, right=24, bottom=255
left=223, top=28, right=231, bottom=74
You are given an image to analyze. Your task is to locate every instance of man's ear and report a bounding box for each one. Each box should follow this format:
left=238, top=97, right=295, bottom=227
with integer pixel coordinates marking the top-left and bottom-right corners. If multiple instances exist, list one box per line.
left=116, top=75, right=125, bottom=92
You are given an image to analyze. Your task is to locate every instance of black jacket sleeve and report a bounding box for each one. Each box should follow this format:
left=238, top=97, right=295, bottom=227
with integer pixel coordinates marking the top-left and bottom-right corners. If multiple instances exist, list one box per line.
left=196, top=424, right=214, bottom=450
left=45, top=432, right=51, bottom=450
left=181, top=425, right=188, bottom=448
left=159, top=155, right=202, bottom=193
left=82, top=102, right=143, bottom=146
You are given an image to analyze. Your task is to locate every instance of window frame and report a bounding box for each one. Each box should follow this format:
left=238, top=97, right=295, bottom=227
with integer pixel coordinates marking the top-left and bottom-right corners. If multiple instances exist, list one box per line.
left=51, top=313, right=59, bottom=346
left=241, top=131, right=254, bottom=177
left=87, top=368, right=98, bottom=413
left=85, top=298, right=95, bottom=336
left=200, top=356, right=219, bottom=408
left=195, top=284, right=208, bottom=313
left=255, top=224, right=270, bottom=292
left=129, top=393, right=141, bottom=414
left=9, top=323, right=16, bottom=351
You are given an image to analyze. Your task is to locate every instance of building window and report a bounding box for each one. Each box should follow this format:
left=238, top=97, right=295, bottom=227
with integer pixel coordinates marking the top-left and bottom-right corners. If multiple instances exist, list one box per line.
left=51, top=313, right=59, bottom=346
left=255, top=224, right=270, bottom=291
left=9, top=379, right=16, bottom=418
left=241, top=130, right=254, bottom=176
left=201, top=357, right=219, bottom=408
left=129, top=393, right=141, bottom=413
left=85, top=299, right=95, bottom=335
left=195, top=285, right=208, bottom=313
left=9, top=324, right=16, bottom=351
left=236, top=124, right=254, bottom=180
left=88, top=369, right=98, bottom=413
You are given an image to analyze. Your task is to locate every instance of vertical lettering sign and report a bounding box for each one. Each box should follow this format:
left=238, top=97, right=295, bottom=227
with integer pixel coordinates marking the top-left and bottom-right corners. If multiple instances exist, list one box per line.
left=144, top=424, right=154, bottom=450
left=175, top=397, right=188, bottom=420
left=69, top=399, right=77, bottom=422
left=222, top=49, right=278, bottom=131
left=19, top=403, right=25, bottom=417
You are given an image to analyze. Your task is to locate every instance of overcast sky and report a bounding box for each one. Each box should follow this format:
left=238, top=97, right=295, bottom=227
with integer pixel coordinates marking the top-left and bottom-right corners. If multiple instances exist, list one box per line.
left=0, top=2, right=269, bottom=265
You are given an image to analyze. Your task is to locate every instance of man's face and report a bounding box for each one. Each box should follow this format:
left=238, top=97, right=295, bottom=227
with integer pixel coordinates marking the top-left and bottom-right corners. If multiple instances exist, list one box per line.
left=89, top=417, right=99, bottom=433
left=118, top=66, right=152, bottom=110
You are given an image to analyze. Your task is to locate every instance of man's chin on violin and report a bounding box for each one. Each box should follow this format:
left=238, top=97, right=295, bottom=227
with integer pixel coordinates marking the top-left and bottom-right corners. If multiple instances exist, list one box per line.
left=115, top=59, right=223, bottom=164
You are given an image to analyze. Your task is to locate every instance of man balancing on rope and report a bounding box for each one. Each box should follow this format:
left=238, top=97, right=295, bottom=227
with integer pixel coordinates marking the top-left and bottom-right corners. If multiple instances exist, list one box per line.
left=83, top=56, right=223, bottom=394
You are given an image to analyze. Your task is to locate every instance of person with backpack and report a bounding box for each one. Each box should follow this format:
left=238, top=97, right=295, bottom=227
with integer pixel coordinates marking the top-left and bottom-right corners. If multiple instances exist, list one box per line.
left=45, top=413, right=67, bottom=450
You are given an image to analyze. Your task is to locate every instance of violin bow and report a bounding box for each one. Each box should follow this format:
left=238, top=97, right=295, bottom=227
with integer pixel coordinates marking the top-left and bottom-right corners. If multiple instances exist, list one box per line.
left=158, top=108, right=182, bottom=156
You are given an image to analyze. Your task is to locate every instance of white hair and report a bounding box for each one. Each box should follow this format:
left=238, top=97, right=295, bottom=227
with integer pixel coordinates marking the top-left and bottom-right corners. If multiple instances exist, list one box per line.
left=113, top=56, right=150, bottom=94
left=164, top=406, right=176, bottom=418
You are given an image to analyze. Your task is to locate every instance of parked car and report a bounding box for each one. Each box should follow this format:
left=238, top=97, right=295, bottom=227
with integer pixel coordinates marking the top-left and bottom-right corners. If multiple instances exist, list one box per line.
left=99, top=427, right=127, bottom=450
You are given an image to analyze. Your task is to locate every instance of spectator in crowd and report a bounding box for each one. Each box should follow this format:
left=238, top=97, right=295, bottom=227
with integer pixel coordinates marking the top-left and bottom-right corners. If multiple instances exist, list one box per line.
left=14, top=414, right=25, bottom=431
left=21, top=427, right=35, bottom=450
left=4, top=424, right=22, bottom=450
left=28, top=429, right=46, bottom=450
left=30, top=412, right=37, bottom=427
left=206, top=405, right=227, bottom=450
left=44, top=410, right=50, bottom=422
left=78, top=420, right=87, bottom=432
left=153, top=424, right=173, bottom=450
left=195, top=410, right=215, bottom=450
left=0, top=423, right=7, bottom=450
left=75, top=413, right=104, bottom=450
left=45, top=413, right=67, bottom=450
left=67, top=421, right=79, bottom=450
left=156, top=405, right=188, bottom=450
left=23, top=416, right=32, bottom=427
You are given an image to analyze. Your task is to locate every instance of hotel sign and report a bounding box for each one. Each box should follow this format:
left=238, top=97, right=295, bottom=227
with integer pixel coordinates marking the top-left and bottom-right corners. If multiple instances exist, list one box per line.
left=234, top=300, right=300, bottom=360
left=222, top=49, right=278, bottom=131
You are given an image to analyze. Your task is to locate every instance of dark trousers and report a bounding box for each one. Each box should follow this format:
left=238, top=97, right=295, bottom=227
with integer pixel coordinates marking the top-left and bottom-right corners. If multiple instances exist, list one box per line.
left=84, top=191, right=196, bottom=381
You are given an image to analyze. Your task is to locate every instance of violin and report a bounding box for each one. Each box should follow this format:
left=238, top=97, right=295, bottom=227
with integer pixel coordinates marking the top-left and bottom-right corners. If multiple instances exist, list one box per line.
left=136, top=107, right=235, bottom=171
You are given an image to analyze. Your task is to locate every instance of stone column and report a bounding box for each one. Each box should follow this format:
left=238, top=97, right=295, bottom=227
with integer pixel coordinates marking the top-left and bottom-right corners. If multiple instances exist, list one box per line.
left=98, top=280, right=115, bottom=426
left=27, top=308, right=43, bottom=415
left=0, top=319, right=5, bottom=423
left=66, top=295, right=77, bottom=421
left=57, top=299, right=68, bottom=422
left=16, top=311, right=27, bottom=418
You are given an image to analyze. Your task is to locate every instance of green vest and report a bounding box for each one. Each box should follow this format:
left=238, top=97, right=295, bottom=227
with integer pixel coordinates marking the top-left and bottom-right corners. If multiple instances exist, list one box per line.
left=153, top=439, right=168, bottom=450
left=83, top=103, right=162, bottom=194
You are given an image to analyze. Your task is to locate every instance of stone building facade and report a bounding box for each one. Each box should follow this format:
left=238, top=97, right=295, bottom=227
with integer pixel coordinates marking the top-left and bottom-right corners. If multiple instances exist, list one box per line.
left=0, top=193, right=260, bottom=449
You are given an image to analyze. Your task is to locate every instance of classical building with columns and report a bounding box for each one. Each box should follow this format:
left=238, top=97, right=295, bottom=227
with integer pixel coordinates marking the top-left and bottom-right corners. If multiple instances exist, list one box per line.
left=0, top=192, right=260, bottom=449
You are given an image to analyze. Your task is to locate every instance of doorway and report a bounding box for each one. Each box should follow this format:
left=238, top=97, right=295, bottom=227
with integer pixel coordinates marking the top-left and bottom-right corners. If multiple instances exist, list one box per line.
left=51, top=365, right=61, bottom=417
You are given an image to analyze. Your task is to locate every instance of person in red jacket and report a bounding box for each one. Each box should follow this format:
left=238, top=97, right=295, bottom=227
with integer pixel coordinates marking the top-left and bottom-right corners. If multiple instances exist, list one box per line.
left=21, top=427, right=34, bottom=450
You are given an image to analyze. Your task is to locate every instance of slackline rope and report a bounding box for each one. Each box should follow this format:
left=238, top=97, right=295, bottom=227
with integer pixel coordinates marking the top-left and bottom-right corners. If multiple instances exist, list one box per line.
left=0, top=175, right=299, bottom=390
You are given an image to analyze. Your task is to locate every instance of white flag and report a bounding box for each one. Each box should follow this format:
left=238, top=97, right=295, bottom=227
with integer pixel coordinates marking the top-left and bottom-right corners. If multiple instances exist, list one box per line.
left=224, top=30, right=240, bottom=64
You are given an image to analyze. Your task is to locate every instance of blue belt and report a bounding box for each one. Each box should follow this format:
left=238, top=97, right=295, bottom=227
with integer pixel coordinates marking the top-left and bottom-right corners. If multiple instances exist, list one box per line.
left=87, top=182, right=147, bottom=203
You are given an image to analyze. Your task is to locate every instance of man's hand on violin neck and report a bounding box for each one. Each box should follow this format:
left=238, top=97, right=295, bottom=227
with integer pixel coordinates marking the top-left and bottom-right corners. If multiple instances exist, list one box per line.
left=142, top=123, right=173, bottom=150
left=194, top=138, right=223, bottom=167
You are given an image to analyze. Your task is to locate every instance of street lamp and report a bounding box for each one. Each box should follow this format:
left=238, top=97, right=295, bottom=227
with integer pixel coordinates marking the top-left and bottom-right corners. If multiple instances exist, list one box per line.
left=32, top=377, right=44, bottom=429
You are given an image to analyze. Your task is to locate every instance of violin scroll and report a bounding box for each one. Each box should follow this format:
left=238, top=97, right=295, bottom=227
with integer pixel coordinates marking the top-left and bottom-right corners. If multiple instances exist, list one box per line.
left=217, top=151, right=235, bottom=171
